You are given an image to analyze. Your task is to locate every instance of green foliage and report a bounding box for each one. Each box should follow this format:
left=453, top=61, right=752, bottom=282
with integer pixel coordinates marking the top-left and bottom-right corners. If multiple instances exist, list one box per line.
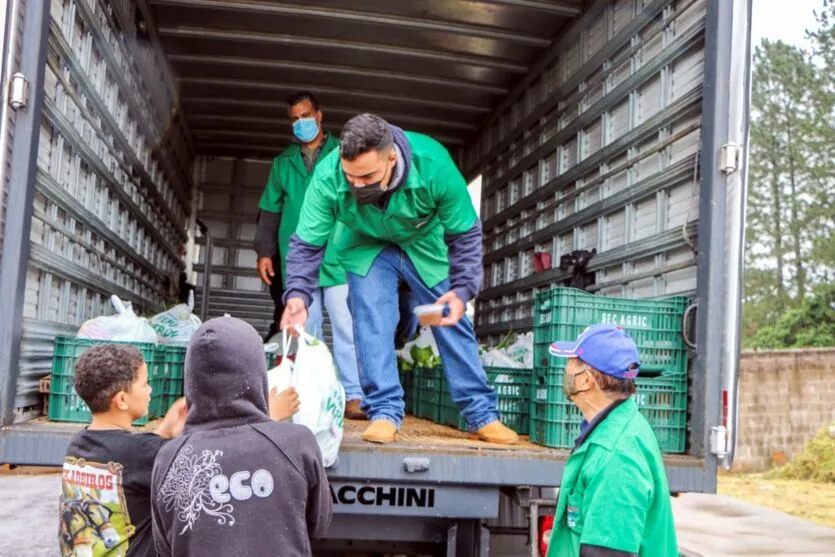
left=743, top=6, right=835, bottom=347
left=766, top=425, right=835, bottom=483
left=410, top=344, right=441, bottom=369
left=748, top=283, right=835, bottom=349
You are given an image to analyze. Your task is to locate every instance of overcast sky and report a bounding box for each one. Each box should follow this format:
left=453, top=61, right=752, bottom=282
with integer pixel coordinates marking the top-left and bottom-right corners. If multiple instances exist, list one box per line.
left=752, top=0, right=820, bottom=48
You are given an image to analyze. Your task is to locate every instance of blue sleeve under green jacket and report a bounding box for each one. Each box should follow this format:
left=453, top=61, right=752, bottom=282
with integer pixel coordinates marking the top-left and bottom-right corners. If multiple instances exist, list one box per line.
left=257, top=133, right=346, bottom=288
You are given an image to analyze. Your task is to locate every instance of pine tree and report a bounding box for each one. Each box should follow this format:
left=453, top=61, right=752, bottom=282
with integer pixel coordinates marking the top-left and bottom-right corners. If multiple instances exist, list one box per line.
left=744, top=39, right=828, bottom=345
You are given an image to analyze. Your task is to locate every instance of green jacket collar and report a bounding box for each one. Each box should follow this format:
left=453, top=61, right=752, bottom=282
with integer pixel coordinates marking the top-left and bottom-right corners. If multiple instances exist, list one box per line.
left=571, top=397, right=638, bottom=457
left=285, top=132, right=339, bottom=176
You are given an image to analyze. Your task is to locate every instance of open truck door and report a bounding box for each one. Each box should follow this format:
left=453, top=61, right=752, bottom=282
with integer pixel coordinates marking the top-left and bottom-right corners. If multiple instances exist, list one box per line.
left=1, top=0, right=753, bottom=554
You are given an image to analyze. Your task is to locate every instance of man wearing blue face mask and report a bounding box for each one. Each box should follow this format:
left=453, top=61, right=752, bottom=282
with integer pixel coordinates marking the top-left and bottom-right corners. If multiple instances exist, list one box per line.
left=255, top=91, right=366, bottom=420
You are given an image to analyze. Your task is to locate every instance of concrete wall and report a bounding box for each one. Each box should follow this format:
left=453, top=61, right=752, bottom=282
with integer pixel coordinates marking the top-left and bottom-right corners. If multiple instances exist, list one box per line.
left=734, top=349, right=835, bottom=471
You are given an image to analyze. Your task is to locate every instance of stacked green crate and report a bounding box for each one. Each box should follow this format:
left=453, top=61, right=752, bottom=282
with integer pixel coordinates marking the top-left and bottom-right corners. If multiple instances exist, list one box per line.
left=48, top=337, right=162, bottom=425
left=530, top=288, right=690, bottom=453
left=438, top=367, right=532, bottom=434
left=412, top=365, right=444, bottom=421
left=532, top=288, right=689, bottom=373
left=265, top=351, right=278, bottom=369
left=149, top=345, right=187, bottom=418
left=530, top=368, right=688, bottom=452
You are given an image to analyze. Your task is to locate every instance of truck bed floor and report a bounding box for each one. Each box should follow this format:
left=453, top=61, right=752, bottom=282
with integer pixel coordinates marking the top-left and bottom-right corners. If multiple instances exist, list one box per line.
left=11, top=415, right=565, bottom=459
left=5, top=415, right=700, bottom=467
left=341, top=416, right=565, bottom=459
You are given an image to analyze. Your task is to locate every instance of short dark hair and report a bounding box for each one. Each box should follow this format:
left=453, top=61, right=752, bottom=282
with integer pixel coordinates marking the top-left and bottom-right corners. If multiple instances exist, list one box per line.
left=590, top=368, right=636, bottom=397
left=74, top=344, right=145, bottom=413
left=286, top=90, right=319, bottom=111
left=340, top=113, right=394, bottom=160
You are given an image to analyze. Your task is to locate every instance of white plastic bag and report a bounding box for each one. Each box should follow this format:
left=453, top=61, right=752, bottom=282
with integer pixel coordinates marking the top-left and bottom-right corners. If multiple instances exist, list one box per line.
left=505, top=332, right=534, bottom=369
left=267, top=329, right=345, bottom=468
left=481, top=348, right=523, bottom=369
left=267, top=335, right=294, bottom=398
left=77, top=295, right=159, bottom=343
left=149, top=291, right=202, bottom=345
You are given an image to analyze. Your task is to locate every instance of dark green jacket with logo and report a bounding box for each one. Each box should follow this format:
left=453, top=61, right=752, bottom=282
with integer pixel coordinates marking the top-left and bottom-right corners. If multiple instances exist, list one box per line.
left=547, top=398, right=679, bottom=556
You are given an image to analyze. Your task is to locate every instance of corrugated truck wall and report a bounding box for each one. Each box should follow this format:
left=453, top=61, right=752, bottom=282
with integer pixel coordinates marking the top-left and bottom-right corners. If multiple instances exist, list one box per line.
left=5, top=0, right=193, bottom=419
left=466, top=0, right=705, bottom=345
left=192, top=156, right=276, bottom=336
left=190, top=155, right=336, bottom=345
left=0, top=0, right=28, bottom=259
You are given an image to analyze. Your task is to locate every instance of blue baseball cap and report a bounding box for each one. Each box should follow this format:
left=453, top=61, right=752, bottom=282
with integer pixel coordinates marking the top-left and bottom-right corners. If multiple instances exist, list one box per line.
left=549, top=323, right=641, bottom=379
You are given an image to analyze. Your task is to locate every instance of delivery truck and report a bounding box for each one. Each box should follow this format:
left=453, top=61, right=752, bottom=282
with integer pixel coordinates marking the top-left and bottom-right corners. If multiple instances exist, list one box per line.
left=0, top=0, right=751, bottom=554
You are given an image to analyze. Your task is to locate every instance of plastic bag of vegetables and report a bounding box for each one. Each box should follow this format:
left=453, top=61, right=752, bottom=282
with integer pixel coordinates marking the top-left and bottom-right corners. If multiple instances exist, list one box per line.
left=148, top=291, right=201, bottom=345
left=397, top=326, right=441, bottom=371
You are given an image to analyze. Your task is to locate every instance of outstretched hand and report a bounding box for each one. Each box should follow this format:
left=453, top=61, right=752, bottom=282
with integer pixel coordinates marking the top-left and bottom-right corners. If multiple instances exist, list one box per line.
left=156, top=397, right=188, bottom=439
left=280, top=298, right=308, bottom=335
left=434, top=291, right=465, bottom=327
left=269, top=387, right=300, bottom=421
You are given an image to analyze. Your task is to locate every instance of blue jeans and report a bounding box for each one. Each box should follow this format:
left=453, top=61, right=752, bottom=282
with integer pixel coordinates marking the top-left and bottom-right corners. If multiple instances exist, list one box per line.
left=347, top=246, right=498, bottom=429
left=307, top=285, right=363, bottom=401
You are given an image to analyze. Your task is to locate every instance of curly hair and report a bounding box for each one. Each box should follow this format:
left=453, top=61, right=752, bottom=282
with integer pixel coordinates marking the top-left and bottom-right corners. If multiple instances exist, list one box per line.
left=73, top=344, right=145, bottom=413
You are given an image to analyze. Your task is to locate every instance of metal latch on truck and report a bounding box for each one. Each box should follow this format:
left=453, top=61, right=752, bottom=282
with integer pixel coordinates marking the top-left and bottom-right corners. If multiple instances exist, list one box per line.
left=719, top=142, right=740, bottom=174
left=8, top=72, right=28, bottom=110
left=710, top=425, right=729, bottom=459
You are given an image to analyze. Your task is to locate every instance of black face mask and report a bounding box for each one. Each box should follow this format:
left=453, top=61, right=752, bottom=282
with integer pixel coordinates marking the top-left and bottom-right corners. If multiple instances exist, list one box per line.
left=350, top=181, right=387, bottom=205
left=349, top=158, right=394, bottom=205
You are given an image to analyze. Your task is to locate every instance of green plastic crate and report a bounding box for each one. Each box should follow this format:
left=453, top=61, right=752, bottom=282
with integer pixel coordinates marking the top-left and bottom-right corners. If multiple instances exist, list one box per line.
left=529, top=367, right=688, bottom=453
left=533, top=288, right=690, bottom=374
left=48, top=337, right=163, bottom=425
left=266, top=351, right=277, bottom=369
left=413, top=365, right=444, bottom=421
left=148, top=345, right=187, bottom=418
left=438, top=367, right=532, bottom=434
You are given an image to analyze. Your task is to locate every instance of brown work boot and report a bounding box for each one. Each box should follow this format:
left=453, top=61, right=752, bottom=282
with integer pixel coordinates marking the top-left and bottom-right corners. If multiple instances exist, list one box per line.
left=344, top=399, right=367, bottom=420
left=362, top=420, right=398, bottom=444
left=476, top=421, right=519, bottom=445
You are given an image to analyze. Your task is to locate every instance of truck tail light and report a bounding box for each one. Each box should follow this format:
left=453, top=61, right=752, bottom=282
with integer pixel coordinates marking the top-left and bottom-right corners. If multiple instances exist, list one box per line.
left=538, top=515, right=554, bottom=556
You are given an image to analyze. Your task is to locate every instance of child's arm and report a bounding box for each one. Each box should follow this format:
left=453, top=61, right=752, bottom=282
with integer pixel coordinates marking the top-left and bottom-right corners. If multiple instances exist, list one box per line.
left=154, top=398, right=187, bottom=439
left=269, top=386, right=300, bottom=421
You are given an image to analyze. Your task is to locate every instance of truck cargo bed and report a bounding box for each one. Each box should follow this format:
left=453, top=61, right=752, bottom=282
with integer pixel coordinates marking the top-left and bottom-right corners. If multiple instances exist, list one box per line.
left=1, top=415, right=705, bottom=491
left=342, top=417, right=560, bottom=457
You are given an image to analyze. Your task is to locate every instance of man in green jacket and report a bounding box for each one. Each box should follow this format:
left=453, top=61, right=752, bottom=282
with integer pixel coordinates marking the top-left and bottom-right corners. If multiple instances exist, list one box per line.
left=254, top=92, right=364, bottom=419
left=280, top=113, right=518, bottom=445
left=545, top=324, right=679, bottom=557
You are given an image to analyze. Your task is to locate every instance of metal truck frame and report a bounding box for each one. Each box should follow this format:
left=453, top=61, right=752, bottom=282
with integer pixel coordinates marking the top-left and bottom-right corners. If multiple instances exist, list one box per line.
left=0, top=0, right=752, bottom=554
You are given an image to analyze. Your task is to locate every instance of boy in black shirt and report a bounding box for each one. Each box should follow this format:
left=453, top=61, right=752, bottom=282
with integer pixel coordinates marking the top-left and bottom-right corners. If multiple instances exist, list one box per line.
left=59, top=344, right=188, bottom=557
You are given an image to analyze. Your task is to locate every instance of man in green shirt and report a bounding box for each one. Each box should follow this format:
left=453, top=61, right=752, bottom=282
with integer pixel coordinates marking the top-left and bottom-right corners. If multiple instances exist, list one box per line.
left=545, top=324, right=679, bottom=557
left=254, top=92, right=364, bottom=419
left=280, top=113, right=518, bottom=445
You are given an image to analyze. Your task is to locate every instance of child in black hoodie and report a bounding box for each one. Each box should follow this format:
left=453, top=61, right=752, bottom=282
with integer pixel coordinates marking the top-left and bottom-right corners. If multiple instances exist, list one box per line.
left=150, top=316, right=332, bottom=556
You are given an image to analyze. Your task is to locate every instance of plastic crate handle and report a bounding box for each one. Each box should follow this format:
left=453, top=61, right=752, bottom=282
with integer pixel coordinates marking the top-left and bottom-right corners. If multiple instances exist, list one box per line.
left=682, top=302, right=698, bottom=349
left=637, top=365, right=666, bottom=378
